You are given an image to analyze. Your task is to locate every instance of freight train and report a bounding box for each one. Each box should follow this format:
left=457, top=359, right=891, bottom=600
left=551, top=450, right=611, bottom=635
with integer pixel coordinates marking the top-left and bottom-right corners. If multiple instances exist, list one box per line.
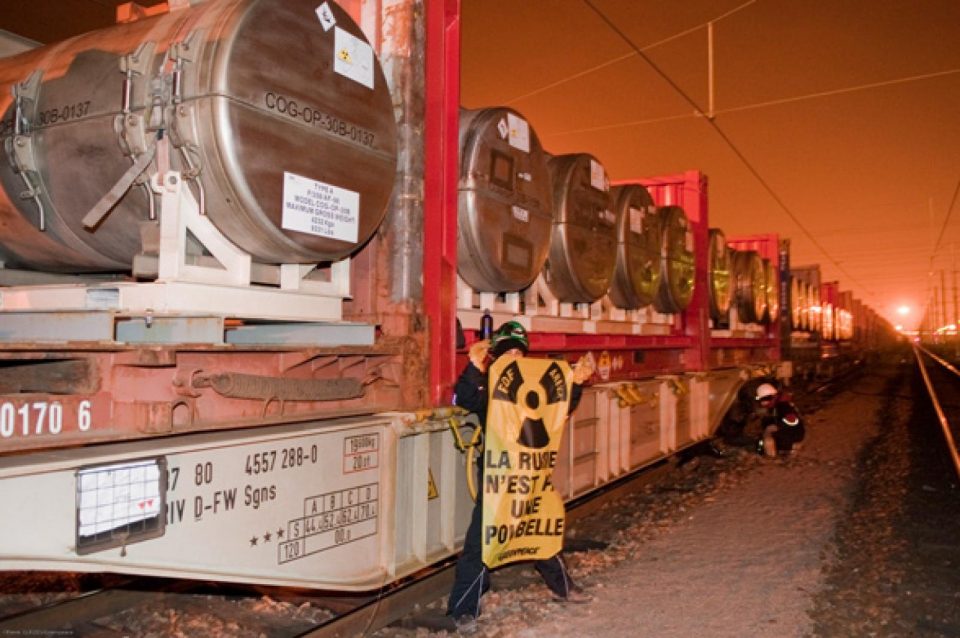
left=0, top=0, right=892, bottom=590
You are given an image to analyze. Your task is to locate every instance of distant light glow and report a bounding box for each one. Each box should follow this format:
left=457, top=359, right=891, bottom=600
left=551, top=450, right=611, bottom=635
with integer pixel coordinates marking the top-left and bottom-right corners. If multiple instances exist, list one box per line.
left=897, top=305, right=910, bottom=316
left=895, top=324, right=903, bottom=331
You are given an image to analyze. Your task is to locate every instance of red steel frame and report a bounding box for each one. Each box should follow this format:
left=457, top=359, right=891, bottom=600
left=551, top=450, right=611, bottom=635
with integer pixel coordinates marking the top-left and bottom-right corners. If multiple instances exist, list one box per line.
left=423, top=0, right=460, bottom=405
left=635, top=171, right=710, bottom=373
left=717, top=233, right=782, bottom=366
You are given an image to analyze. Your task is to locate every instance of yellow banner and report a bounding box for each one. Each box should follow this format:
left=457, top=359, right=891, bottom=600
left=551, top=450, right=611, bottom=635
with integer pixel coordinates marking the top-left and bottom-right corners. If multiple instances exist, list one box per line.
left=482, top=355, right=571, bottom=569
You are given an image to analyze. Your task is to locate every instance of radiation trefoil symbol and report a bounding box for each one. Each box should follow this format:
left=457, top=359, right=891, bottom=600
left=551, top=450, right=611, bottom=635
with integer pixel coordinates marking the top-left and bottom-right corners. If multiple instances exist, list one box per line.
left=492, top=360, right=568, bottom=448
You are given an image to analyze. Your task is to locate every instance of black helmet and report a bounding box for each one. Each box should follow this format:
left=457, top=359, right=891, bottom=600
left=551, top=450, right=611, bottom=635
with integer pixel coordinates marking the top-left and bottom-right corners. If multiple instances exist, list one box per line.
left=490, top=321, right=529, bottom=357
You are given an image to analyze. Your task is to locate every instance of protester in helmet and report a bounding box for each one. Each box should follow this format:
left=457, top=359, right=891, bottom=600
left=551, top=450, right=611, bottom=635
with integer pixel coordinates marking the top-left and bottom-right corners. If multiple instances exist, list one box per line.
left=719, top=378, right=774, bottom=445
left=447, top=321, right=595, bottom=629
left=755, top=382, right=806, bottom=457
left=755, top=382, right=779, bottom=407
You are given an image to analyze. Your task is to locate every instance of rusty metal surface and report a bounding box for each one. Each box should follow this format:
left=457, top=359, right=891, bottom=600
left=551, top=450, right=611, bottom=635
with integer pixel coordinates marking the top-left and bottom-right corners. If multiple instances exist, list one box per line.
left=0, top=344, right=406, bottom=454
left=0, top=358, right=98, bottom=394
left=199, top=372, right=364, bottom=402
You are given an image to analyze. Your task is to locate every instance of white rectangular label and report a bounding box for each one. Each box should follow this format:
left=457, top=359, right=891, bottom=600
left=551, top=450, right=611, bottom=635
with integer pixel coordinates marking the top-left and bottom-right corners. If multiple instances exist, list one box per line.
left=629, top=206, right=644, bottom=234
left=86, top=288, right=120, bottom=310
left=316, top=2, right=336, bottom=31
left=77, top=460, right=162, bottom=536
left=590, top=159, right=608, bottom=191
left=282, top=172, right=360, bottom=243
left=506, top=113, right=530, bottom=153
left=333, top=26, right=374, bottom=89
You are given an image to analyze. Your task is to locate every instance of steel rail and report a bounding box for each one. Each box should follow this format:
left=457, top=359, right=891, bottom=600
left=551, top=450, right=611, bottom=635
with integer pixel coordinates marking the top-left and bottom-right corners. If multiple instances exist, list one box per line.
left=0, top=579, right=196, bottom=633
left=912, top=346, right=960, bottom=481
left=916, top=344, right=960, bottom=379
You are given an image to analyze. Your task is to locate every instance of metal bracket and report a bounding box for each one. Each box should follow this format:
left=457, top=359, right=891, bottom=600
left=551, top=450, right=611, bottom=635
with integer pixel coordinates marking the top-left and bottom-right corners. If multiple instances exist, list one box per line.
left=116, top=41, right=157, bottom=157
left=116, top=42, right=159, bottom=218
left=611, top=382, right=657, bottom=408
left=168, top=31, right=206, bottom=214
left=3, top=70, right=46, bottom=230
left=82, top=145, right=157, bottom=229
left=665, top=377, right=689, bottom=397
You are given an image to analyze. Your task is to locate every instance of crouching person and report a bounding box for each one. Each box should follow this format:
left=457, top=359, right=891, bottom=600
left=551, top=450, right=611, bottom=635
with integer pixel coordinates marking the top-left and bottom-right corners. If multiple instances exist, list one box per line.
left=755, top=383, right=806, bottom=457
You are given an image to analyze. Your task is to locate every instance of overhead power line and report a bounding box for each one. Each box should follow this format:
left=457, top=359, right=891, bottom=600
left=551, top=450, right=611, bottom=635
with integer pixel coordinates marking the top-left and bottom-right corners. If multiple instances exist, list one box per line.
left=506, top=0, right=757, bottom=105
left=546, top=67, right=960, bottom=137
left=581, top=0, right=873, bottom=295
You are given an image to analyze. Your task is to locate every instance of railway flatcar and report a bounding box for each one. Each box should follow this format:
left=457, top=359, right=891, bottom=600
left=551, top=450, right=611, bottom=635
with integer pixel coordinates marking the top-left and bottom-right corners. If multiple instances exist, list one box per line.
left=0, top=0, right=891, bottom=592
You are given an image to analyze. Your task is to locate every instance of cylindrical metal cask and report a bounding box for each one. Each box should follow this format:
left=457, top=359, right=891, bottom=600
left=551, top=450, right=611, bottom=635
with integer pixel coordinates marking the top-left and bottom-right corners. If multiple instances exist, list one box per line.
left=809, top=284, right=821, bottom=332
left=707, top=228, right=731, bottom=321
left=457, top=107, right=553, bottom=292
left=790, top=276, right=803, bottom=330
left=608, top=184, right=661, bottom=309
left=542, top=153, right=616, bottom=302
left=653, top=205, right=695, bottom=313
left=731, top=249, right=766, bottom=324
left=0, top=0, right=397, bottom=272
left=762, top=258, right=779, bottom=324
left=799, top=280, right=811, bottom=330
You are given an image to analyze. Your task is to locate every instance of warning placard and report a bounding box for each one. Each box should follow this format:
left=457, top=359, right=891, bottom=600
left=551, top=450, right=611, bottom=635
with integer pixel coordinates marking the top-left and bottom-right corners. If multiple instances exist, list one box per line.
left=282, top=172, right=360, bottom=243
left=482, top=355, right=572, bottom=569
left=333, top=26, right=374, bottom=89
left=507, top=113, right=530, bottom=153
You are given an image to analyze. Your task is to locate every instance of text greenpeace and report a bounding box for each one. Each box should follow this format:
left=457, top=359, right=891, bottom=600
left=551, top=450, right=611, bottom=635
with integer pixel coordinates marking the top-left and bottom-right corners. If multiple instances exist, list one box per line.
left=482, top=356, right=572, bottom=568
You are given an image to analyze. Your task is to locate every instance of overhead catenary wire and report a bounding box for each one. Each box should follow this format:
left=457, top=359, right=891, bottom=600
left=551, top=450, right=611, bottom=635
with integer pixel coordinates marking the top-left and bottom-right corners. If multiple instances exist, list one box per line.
left=505, top=0, right=758, bottom=106
left=545, top=67, right=960, bottom=137
left=580, top=0, right=872, bottom=296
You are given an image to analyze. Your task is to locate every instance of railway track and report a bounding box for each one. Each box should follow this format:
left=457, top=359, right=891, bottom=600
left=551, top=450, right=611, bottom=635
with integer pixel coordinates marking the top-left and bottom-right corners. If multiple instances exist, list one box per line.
left=913, top=345, right=960, bottom=481
left=0, top=451, right=691, bottom=637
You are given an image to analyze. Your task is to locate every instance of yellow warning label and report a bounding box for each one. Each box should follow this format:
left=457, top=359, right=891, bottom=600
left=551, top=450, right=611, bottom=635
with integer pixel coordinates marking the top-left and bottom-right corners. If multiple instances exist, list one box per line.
left=427, top=468, right=438, bottom=500
left=482, top=355, right=571, bottom=569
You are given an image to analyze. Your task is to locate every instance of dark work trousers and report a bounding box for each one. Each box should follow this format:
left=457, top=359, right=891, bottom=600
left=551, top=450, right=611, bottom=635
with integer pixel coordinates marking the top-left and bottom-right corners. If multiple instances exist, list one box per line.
left=446, top=469, right=576, bottom=618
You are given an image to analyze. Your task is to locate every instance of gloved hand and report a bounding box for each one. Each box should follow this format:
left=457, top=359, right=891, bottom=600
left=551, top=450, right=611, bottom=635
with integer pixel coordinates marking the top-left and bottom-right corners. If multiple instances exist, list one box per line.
left=469, top=340, right=491, bottom=372
left=572, top=354, right=595, bottom=385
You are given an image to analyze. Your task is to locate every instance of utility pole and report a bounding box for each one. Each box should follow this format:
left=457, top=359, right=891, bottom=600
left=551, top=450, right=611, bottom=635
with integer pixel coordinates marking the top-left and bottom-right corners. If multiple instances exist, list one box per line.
left=934, top=286, right=940, bottom=342
left=942, top=269, right=948, bottom=332
left=707, top=21, right=715, bottom=119
left=953, top=245, right=958, bottom=357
